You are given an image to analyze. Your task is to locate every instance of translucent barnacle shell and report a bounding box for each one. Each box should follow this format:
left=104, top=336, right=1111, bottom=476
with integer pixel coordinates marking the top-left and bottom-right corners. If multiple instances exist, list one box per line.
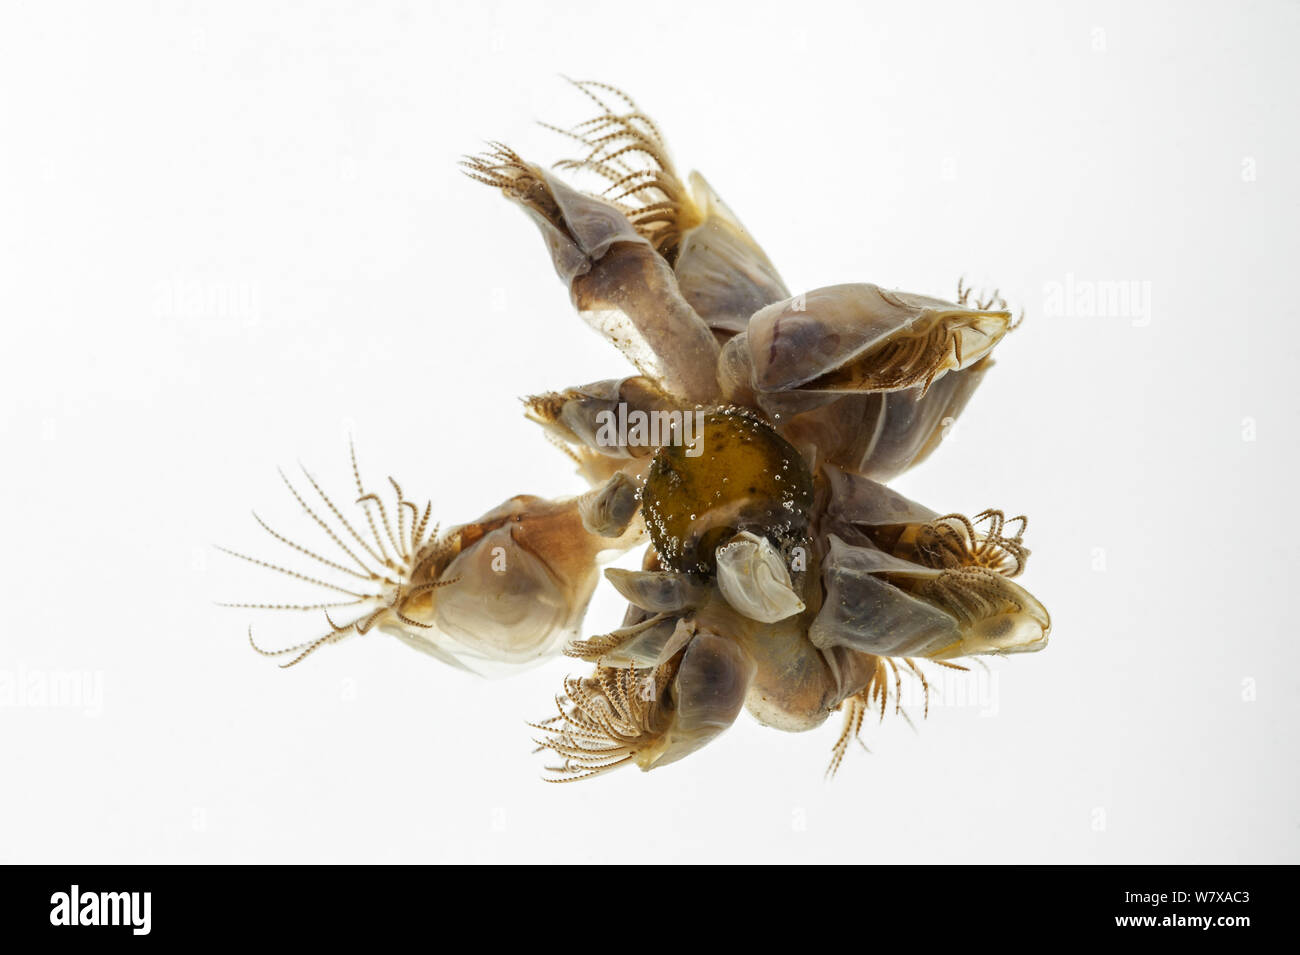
left=225, top=80, right=1051, bottom=779
left=774, top=359, right=993, bottom=479
left=811, top=534, right=1050, bottom=660
left=639, top=629, right=757, bottom=769
left=577, top=472, right=640, bottom=538
left=538, top=625, right=756, bottom=776
left=525, top=376, right=672, bottom=463
left=463, top=147, right=721, bottom=404
left=746, top=284, right=1013, bottom=402
left=714, top=531, right=805, bottom=623
left=604, top=567, right=708, bottom=614
left=393, top=492, right=645, bottom=671
left=672, top=172, right=790, bottom=334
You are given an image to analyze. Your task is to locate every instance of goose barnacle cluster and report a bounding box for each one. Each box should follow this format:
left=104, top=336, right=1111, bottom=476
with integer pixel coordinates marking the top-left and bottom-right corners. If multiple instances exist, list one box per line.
left=224, top=81, right=1049, bottom=780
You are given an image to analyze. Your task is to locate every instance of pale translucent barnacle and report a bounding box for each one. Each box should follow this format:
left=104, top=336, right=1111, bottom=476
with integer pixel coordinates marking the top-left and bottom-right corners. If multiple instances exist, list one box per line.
left=220, top=442, right=643, bottom=676
left=535, top=627, right=755, bottom=778
left=223, top=79, right=1050, bottom=779
left=715, top=531, right=805, bottom=624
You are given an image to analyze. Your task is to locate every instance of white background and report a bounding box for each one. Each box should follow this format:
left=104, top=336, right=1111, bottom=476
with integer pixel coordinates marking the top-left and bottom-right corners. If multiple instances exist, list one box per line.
left=2, top=0, right=1296, bottom=863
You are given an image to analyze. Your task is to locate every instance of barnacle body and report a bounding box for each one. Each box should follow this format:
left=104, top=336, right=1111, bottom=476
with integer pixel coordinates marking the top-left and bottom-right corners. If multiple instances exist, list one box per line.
left=224, top=80, right=1050, bottom=779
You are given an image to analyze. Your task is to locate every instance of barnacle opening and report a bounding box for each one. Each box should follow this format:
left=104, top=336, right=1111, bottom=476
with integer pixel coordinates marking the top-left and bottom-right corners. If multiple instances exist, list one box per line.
left=804, top=308, right=1010, bottom=395
left=748, top=285, right=1015, bottom=404
left=866, top=510, right=1030, bottom=578
left=219, top=443, right=459, bottom=669
left=546, top=79, right=699, bottom=263
left=460, top=143, right=566, bottom=233
left=894, top=566, right=1050, bottom=658
left=532, top=657, right=680, bottom=782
